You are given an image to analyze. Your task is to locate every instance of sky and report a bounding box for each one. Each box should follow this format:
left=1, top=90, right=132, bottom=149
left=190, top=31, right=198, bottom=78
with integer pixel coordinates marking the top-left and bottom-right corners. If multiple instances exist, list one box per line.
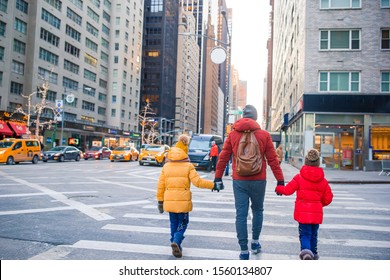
left=225, top=0, right=271, bottom=123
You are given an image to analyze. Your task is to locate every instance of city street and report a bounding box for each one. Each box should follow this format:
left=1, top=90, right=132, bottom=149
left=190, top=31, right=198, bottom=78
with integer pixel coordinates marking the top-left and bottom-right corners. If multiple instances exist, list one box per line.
left=0, top=160, right=389, bottom=260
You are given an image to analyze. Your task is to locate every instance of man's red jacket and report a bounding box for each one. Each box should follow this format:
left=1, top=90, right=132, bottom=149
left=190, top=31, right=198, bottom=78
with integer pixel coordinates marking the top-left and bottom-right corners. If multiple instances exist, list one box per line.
left=215, top=118, right=284, bottom=182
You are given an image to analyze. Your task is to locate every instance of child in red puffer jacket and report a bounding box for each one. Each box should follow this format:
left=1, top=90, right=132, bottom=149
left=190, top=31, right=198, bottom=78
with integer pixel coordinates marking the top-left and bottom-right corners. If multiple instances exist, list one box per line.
left=275, top=149, right=333, bottom=260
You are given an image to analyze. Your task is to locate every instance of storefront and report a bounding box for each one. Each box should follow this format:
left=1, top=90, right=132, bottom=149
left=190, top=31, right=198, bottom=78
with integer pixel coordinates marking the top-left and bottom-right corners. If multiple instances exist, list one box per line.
left=43, top=120, right=141, bottom=152
left=282, top=94, right=390, bottom=171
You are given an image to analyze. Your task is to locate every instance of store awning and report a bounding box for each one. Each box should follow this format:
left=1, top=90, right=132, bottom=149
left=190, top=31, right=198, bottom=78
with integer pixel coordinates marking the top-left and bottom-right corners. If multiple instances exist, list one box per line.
left=8, top=121, right=27, bottom=136
left=0, top=120, right=13, bottom=136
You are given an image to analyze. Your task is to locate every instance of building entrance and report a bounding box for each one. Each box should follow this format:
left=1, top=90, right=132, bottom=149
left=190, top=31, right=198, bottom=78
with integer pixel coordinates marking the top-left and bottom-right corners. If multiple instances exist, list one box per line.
left=315, top=126, right=363, bottom=170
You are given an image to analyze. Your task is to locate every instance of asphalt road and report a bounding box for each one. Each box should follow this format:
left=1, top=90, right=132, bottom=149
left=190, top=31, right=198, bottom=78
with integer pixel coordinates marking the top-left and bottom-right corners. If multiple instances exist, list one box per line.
left=0, top=159, right=389, bottom=260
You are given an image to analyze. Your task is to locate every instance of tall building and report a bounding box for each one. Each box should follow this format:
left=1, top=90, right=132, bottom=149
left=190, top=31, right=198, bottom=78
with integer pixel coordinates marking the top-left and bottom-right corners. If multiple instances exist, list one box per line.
left=0, top=0, right=144, bottom=149
left=175, top=8, right=199, bottom=135
left=271, top=0, right=390, bottom=171
left=141, top=0, right=179, bottom=145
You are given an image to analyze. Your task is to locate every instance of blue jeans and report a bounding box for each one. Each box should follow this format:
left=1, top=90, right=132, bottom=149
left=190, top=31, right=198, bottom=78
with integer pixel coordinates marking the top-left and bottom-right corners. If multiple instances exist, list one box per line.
left=298, top=223, right=319, bottom=254
left=169, top=212, right=189, bottom=247
left=233, top=180, right=266, bottom=251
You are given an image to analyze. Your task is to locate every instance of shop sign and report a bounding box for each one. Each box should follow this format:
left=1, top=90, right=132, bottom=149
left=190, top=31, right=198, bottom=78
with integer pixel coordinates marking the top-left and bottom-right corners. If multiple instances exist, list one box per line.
left=83, top=125, right=95, bottom=131
left=109, top=129, right=117, bottom=134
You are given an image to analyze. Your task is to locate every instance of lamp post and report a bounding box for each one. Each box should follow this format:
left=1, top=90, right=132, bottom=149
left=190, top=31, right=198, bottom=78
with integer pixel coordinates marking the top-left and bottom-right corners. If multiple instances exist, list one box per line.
left=221, top=10, right=232, bottom=138
left=58, top=87, right=91, bottom=146
left=178, top=10, right=232, bottom=137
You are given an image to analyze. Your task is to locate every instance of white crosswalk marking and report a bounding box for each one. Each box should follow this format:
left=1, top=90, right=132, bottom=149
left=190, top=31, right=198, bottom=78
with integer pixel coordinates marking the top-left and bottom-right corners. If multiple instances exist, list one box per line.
left=2, top=165, right=388, bottom=260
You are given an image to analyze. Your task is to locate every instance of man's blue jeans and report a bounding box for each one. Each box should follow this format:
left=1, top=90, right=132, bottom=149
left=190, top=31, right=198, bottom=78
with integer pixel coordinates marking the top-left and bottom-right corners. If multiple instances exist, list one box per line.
left=298, top=223, right=319, bottom=254
left=233, top=180, right=266, bottom=251
left=169, top=212, right=189, bottom=247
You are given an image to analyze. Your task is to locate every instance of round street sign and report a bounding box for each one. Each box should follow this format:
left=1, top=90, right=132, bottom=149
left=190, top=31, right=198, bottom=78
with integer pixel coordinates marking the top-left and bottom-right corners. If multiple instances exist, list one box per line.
left=66, top=93, right=75, bottom=103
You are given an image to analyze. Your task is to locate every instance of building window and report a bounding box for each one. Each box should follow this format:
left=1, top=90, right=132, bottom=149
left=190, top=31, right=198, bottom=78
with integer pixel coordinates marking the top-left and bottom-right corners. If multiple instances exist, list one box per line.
left=10, top=81, right=23, bottom=95
left=64, top=42, right=80, bottom=57
left=66, top=25, right=81, bottom=41
left=381, top=0, right=390, bottom=8
left=16, top=0, right=28, bottom=14
left=82, top=100, right=95, bottom=112
left=40, top=28, right=60, bottom=47
left=85, top=38, right=98, bottom=52
left=381, top=29, right=390, bottom=50
left=66, top=7, right=82, bottom=26
left=12, top=60, right=24, bottom=75
left=13, top=39, right=26, bottom=54
left=87, top=22, right=99, bottom=37
left=102, top=24, right=110, bottom=36
left=69, top=0, right=83, bottom=10
left=83, top=86, right=95, bottom=97
left=84, top=69, right=96, bottom=82
left=87, top=7, right=99, bottom=23
left=63, top=77, right=79, bottom=90
left=112, top=95, right=117, bottom=103
left=84, top=53, right=98, bottom=67
left=14, top=18, right=27, bottom=34
left=320, top=0, right=361, bottom=9
left=320, top=29, right=360, bottom=50
left=39, top=48, right=59, bottom=65
left=44, top=0, right=62, bottom=11
left=0, top=21, right=5, bottom=36
left=381, top=72, right=390, bottom=92
left=42, top=9, right=61, bottom=29
left=0, top=46, right=4, bottom=60
left=319, top=71, right=360, bottom=92
left=98, top=107, right=106, bottom=115
left=38, top=67, right=58, bottom=84
left=111, top=108, right=116, bottom=117
left=0, top=0, right=8, bottom=13
left=98, top=92, right=107, bottom=102
left=64, top=59, right=79, bottom=74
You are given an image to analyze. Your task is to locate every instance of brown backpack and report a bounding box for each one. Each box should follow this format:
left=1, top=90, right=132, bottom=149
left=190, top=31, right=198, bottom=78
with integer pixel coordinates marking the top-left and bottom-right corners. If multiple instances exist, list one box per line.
left=236, top=130, right=262, bottom=176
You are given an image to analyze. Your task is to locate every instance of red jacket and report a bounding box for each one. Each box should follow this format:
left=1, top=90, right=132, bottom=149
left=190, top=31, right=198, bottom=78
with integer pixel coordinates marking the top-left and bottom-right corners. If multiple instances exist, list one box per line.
left=215, top=118, right=284, bottom=182
left=210, top=144, right=219, bottom=157
left=275, top=165, right=333, bottom=224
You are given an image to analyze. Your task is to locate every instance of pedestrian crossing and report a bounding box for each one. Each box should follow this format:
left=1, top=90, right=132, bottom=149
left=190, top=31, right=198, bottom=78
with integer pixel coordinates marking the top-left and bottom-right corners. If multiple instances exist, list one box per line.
left=28, top=178, right=390, bottom=260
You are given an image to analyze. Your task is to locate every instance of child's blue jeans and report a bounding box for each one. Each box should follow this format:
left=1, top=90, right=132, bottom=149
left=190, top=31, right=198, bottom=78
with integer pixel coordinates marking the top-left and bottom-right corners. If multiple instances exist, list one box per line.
left=169, top=212, right=189, bottom=247
left=298, top=223, right=319, bottom=254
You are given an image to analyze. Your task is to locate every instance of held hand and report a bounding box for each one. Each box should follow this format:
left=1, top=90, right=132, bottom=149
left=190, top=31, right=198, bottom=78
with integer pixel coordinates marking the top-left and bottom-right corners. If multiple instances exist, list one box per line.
left=212, top=178, right=224, bottom=192
left=157, top=201, right=164, bottom=213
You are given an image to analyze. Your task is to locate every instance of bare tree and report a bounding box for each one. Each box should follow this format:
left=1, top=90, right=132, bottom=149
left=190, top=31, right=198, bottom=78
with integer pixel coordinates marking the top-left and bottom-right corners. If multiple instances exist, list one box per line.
left=139, top=102, right=158, bottom=145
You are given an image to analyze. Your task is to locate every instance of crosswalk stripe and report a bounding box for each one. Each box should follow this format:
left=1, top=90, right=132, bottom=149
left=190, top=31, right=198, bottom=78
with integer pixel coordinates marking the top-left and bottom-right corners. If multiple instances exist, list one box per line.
left=102, top=224, right=390, bottom=248
left=123, top=213, right=390, bottom=232
left=71, top=240, right=357, bottom=260
left=141, top=204, right=390, bottom=220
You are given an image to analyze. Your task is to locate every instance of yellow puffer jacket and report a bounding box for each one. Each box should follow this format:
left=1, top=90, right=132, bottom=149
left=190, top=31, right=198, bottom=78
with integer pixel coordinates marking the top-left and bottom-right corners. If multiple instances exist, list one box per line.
left=156, top=147, right=214, bottom=213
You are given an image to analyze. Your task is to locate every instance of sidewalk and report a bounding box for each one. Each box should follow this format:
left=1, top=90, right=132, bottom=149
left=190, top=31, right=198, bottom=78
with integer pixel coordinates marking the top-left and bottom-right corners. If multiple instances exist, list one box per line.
left=278, top=162, right=390, bottom=184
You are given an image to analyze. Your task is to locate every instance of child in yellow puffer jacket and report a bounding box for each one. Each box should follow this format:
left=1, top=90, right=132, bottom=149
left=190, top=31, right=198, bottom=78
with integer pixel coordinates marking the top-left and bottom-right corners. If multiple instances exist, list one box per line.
left=156, top=134, right=223, bottom=258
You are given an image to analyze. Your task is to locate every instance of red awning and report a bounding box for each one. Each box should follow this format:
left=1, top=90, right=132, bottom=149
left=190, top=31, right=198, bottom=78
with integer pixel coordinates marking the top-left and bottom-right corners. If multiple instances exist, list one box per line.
left=0, top=120, right=13, bottom=136
left=8, top=121, right=27, bottom=136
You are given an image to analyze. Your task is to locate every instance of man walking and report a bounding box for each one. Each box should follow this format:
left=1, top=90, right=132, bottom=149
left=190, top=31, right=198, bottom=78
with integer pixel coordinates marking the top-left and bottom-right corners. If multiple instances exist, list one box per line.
left=214, top=104, right=285, bottom=260
left=209, top=141, right=219, bottom=173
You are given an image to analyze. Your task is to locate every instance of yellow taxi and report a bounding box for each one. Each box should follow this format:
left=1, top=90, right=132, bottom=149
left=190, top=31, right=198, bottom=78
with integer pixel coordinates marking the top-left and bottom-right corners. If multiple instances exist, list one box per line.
left=139, top=144, right=170, bottom=166
left=0, top=138, right=41, bottom=165
left=110, top=146, right=139, bottom=162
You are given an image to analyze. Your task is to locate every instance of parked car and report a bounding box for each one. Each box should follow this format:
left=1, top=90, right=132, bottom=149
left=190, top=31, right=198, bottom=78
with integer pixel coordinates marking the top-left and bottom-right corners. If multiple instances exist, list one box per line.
left=83, top=146, right=111, bottom=160
left=42, top=146, right=82, bottom=162
left=0, top=138, right=41, bottom=165
left=110, top=146, right=139, bottom=162
left=139, top=144, right=170, bottom=166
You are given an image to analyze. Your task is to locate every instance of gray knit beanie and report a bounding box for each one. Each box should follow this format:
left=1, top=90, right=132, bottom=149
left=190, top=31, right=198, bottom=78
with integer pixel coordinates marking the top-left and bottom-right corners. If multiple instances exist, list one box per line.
left=242, top=105, right=258, bottom=121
